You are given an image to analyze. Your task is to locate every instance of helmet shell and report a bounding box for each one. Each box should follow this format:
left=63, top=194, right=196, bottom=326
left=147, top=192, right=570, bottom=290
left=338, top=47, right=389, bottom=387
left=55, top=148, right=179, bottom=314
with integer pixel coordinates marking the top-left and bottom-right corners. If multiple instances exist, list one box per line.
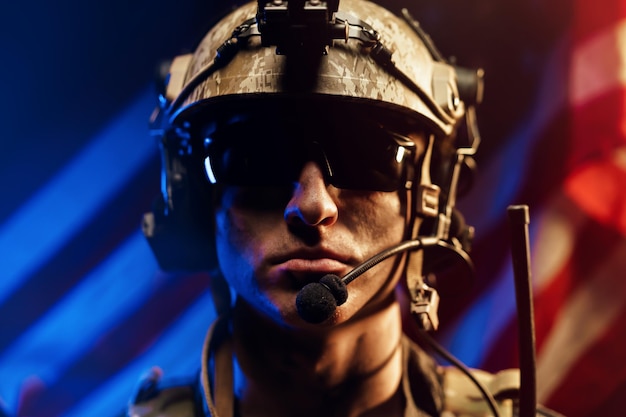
left=166, top=0, right=463, bottom=137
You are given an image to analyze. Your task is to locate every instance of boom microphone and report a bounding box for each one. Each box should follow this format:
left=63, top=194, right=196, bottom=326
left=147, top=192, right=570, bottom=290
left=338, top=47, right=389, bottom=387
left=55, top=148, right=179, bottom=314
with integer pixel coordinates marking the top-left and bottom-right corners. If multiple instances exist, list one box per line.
left=296, top=237, right=439, bottom=323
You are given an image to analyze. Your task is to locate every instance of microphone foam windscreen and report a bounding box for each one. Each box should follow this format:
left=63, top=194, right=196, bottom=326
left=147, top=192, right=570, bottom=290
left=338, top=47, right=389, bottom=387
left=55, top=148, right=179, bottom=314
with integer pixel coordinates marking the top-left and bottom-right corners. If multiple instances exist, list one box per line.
left=295, top=282, right=337, bottom=324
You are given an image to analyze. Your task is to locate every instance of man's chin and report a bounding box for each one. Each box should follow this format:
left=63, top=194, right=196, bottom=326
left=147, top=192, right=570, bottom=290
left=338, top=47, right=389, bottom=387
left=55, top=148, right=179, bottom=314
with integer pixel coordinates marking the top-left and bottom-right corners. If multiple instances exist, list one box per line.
left=237, top=290, right=355, bottom=331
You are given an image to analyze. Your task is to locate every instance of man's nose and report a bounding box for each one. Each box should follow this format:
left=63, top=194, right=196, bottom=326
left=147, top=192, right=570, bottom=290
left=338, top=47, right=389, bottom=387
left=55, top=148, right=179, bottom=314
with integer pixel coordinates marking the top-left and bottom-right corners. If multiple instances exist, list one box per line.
left=284, top=161, right=339, bottom=227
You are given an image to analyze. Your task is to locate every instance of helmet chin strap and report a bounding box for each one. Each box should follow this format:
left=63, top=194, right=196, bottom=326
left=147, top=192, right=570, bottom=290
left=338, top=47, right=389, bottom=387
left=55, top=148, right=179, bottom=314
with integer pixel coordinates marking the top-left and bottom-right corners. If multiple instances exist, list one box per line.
left=403, top=107, right=482, bottom=331
left=405, top=134, right=441, bottom=331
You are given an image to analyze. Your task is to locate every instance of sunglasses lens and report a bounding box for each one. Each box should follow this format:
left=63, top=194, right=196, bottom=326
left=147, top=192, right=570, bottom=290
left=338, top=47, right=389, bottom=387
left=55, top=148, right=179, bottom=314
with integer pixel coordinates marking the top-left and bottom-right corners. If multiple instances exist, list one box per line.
left=207, top=143, right=301, bottom=186
left=325, top=134, right=411, bottom=191
left=203, top=122, right=415, bottom=191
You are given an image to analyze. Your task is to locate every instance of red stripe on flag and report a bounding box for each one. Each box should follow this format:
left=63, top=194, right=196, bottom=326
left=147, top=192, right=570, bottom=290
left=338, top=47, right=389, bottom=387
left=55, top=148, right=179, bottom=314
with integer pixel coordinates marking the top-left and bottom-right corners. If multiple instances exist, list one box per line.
left=569, top=90, right=626, bottom=174
left=573, top=0, right=626, bottom=42
left=537, top=237, right=626, bottom=416
left=545, top=299, right=626, bottom=416
left=565, top=146, right=626, bottom=236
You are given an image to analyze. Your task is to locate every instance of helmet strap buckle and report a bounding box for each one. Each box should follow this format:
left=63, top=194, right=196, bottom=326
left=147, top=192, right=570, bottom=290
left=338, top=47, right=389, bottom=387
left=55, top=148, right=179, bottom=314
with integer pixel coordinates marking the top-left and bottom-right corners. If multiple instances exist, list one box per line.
left=416, top=184, right=440, bottom=218
left=415, top=134, right=439, bottom=218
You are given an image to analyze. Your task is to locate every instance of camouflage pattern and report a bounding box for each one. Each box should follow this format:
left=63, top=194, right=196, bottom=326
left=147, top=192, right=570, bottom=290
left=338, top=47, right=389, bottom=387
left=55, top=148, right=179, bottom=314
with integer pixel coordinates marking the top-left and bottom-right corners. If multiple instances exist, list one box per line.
left=165, top=0, right=465, bottom=137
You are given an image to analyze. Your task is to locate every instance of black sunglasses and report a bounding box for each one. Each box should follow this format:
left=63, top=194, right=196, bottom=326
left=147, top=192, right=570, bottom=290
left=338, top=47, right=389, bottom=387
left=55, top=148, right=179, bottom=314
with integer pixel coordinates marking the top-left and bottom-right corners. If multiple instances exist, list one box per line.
left=202, top=121, right=419, bottom=192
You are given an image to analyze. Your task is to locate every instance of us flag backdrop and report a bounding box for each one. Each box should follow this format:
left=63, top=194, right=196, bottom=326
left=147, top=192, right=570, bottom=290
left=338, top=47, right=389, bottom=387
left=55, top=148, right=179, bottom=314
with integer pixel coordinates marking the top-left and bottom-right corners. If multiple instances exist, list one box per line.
left=0, top=0, right=623, bottom=416
left=440, top=0, right=626, bottom=415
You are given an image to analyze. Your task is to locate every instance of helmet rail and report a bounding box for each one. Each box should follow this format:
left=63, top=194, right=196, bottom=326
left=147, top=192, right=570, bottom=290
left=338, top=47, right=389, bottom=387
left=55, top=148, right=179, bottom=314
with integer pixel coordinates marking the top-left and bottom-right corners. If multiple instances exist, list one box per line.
left=153, top=0, right=484, bottom=140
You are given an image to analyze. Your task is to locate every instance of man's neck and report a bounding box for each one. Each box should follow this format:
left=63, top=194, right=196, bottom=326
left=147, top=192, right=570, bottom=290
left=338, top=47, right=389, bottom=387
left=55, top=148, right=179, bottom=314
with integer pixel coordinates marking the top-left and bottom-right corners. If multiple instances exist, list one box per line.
left=231, top=296, right=406, bottom=417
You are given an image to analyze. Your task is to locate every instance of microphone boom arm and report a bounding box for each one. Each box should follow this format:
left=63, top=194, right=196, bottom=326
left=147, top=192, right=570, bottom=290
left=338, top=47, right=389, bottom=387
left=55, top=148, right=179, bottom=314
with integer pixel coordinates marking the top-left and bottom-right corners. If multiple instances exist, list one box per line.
left=342, top=237, right=439, bottom=285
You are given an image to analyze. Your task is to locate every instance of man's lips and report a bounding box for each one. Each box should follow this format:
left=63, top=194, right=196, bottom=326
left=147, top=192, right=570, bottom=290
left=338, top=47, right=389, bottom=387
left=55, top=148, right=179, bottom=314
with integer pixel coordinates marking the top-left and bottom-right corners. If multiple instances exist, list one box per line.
left=268, top=250, right=354, bottom=286
left=277, top=258, right=349, bottom=273
left=273, top=259, right=350, bottom=289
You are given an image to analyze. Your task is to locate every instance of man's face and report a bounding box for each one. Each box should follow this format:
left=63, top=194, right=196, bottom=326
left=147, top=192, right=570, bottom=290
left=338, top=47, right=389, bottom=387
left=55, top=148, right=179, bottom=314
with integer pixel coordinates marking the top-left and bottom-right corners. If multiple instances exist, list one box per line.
left=214, top=161, right=408, bottom=328
left=205, top=114, right=426, bottom=328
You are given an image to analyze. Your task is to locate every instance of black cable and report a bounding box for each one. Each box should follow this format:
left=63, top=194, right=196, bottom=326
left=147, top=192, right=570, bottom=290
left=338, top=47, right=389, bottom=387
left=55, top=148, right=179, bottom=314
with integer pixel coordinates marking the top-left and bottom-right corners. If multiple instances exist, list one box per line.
left=417, top=330, right=501, bottom=417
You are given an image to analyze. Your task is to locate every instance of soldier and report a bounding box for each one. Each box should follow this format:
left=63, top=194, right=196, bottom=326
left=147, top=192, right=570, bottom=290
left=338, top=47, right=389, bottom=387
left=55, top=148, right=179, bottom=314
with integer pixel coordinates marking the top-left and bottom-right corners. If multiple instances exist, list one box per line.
left=133, top=0, right=561, bottom=416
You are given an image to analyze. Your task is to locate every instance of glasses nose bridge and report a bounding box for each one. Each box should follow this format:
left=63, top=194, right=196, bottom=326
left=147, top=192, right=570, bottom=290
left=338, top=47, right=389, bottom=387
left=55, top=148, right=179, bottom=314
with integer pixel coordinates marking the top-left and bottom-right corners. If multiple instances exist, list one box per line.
left=286, top=158, right=339, bottom=228
left=303, top=141, right=333, bottom=183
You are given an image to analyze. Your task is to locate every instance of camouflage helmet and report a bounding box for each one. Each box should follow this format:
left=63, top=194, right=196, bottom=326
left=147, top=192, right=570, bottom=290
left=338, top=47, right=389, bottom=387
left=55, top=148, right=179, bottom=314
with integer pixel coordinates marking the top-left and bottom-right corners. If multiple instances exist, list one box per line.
left=145, top=0, right=483, bottom=274
left=157, top=0, right=482, bottom=138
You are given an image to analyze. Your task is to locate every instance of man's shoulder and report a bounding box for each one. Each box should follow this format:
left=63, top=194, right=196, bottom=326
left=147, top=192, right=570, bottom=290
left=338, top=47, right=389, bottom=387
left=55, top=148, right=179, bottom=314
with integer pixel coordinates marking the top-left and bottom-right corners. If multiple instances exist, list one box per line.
left=127, top=367, right=203, bottom=417
left=403, top=337, right=565, bottom=417
left=440, top=366, right=566, bottom=417
left=440, top=366, right=519, bottom=417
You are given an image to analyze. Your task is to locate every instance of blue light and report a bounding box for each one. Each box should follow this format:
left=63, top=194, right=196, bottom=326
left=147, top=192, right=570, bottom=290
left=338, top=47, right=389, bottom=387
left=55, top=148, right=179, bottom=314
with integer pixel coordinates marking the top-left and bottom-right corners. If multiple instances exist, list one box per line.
left=0, top=230, right=160, bottom=412
left=61, top=290, right=217, bottom=417
left=441, top=261, right=518, bottom=367
left=0, top=88, right=157, bottom=306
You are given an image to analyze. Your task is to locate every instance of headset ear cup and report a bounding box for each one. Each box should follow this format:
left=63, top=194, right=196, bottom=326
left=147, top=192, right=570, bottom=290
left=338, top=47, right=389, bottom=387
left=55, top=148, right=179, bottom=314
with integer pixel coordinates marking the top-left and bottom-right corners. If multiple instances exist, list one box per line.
left=142, top=195, right=217, bottom=272
left=143, top=142, right=217, bottom=272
